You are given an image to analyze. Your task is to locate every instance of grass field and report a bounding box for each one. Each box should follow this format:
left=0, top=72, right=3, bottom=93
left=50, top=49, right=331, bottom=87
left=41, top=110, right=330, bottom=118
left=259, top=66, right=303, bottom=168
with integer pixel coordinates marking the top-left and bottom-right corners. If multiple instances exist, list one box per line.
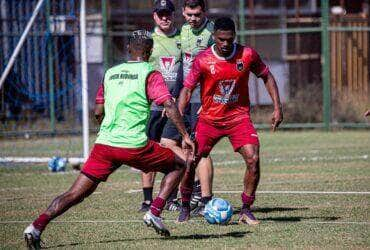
left=1, top=131, right=369, bottom=249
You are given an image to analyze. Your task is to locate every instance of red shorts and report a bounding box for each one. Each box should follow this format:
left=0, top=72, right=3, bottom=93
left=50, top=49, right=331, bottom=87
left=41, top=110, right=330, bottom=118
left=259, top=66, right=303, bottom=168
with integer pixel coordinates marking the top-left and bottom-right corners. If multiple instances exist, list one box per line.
left=195, top=118, right=259, bottom=157
left=81, top=140, right=176, bottom=182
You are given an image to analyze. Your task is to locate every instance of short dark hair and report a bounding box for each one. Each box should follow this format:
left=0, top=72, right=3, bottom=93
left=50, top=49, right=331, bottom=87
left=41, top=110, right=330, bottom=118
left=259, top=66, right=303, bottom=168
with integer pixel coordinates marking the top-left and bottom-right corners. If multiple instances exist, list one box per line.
left=183, top=0, right=206, bottom=11
left=214, top=17, right=235, bottom=33
left=128, top=30, right=153, bottom=52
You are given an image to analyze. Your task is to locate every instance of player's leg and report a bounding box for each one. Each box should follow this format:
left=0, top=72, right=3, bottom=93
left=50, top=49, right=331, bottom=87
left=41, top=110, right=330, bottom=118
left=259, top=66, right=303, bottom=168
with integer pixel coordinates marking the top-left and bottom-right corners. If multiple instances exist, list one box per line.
left=140, top=172, right=156, bottom=212
left=177, top=119, right=221, bottom=222
left=191, top=156, right=213, bottom=216
left=228, top=118, right=260, bottom=225
left=24, top=174, right=98, bottom=249
left=238, top=144, right=260, bottom=225
left=160, top=138, right=181, bottom=211
left=139, top=111, right=167, bottom=211
left=136, top=141, right=186, bottom=236
left=189, top=103, right=214, bottom=216
left=160, top=119, right=186, bottom=212
left=24, top=143, right=113, bottom=249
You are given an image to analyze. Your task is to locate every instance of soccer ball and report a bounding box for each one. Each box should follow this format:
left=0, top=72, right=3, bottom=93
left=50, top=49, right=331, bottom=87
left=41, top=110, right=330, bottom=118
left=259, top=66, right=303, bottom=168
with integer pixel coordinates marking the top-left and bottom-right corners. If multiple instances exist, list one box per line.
left=204, top=198, right=233, bottom=225
left=48, top=156, right=67, bottom=172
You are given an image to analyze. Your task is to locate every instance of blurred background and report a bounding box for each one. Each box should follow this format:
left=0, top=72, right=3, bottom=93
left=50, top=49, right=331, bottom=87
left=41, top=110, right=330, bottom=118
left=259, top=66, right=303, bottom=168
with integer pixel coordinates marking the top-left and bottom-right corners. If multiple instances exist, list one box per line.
left=0, top=0, right=369, bottom=139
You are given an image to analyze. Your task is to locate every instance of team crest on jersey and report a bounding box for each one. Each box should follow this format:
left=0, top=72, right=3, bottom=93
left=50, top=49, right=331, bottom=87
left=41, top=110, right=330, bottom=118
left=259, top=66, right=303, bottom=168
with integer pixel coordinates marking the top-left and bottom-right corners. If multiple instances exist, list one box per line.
left=176, top=41, right=181, bottom=49
left=236, top=60, right=244, bottom=72
left=196, top=37, right=203, bottom=47
left=160, top=56, right=177, bottom=81
left=213, top=79, right=239, bottom=104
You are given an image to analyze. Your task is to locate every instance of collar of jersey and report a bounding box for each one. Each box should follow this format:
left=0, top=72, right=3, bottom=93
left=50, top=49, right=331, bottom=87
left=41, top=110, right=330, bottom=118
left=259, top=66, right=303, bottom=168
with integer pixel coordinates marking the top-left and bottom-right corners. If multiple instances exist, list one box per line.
left=211, top=43, right=237, bottom=61
left=191, top=18, right=209, bottom=33
left=154, top=26, right=178, bottom=37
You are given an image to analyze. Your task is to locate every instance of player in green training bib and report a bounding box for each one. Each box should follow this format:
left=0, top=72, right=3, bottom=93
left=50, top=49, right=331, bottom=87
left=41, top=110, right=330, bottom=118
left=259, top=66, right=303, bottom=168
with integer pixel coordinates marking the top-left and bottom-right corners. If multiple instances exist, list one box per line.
left=178, top=0, right=215, bottom=222
left=23, top=30, right=195, bottom=247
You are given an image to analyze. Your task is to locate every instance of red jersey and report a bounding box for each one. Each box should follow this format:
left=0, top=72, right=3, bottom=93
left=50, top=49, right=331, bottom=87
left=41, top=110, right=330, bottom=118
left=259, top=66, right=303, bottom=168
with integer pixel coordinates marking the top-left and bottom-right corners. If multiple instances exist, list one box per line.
left=95, top=71, right=172, bottom=105
left=184, top=43, right=269, bottom=125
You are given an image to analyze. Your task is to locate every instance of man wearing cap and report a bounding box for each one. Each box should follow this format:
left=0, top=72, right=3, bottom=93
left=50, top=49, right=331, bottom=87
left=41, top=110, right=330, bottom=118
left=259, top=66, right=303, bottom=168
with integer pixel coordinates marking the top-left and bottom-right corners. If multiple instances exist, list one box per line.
left=179, top=0, right=215, bottom=217
left=23, top=30, right=194, bottom=248
left=139, top=0, right=184, bottom=213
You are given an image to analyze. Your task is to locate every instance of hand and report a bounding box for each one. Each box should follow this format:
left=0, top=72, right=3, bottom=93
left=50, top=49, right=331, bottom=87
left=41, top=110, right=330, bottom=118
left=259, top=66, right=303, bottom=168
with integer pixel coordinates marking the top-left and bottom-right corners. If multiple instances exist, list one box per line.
left=182, top=134, right=195, bottom=161
left=271, top=107, right=283, bottom=132
left=162, top=98, right=176, bottom=117
left=365, top=109, right=370, bottom=117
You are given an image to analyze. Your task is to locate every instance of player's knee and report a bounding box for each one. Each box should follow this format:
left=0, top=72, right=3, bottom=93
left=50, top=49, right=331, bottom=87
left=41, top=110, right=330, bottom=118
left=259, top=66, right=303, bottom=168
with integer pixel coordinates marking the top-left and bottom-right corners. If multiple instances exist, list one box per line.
left=246, top=154, right=259, bottom=168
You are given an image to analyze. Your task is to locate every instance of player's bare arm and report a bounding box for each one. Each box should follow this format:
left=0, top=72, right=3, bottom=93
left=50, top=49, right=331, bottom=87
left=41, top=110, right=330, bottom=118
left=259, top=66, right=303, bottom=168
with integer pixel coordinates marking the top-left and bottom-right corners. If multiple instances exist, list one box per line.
left=178, top=87, right=193, bottom=115
left=94, top=104, right=104, bottom=125
left=262, top=72, right=283, bottom=131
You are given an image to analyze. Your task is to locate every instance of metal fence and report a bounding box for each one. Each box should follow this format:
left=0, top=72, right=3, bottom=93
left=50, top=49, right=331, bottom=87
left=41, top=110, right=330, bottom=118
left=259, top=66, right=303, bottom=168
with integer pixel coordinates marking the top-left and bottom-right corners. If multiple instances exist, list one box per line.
left=0, top=0, right=369, bottom=138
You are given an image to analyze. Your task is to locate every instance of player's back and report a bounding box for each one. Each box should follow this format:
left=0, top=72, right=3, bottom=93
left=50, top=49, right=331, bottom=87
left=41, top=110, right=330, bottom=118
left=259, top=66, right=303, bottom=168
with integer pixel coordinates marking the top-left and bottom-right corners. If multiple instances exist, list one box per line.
left=96, top=62, right=154, bottom=148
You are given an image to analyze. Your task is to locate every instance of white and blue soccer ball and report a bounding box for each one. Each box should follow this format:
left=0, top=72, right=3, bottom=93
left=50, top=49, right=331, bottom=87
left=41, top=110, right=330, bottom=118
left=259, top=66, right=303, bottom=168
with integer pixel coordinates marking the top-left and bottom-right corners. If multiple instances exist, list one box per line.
left=48, top=156, right=67, bottom=172
left=204, top=197, right=233, bottom=225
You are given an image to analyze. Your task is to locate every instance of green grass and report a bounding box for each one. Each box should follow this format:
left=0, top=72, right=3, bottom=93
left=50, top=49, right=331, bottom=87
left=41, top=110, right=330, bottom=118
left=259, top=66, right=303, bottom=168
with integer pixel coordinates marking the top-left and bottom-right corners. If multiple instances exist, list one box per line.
left=1, top=131, right=369, bottom=248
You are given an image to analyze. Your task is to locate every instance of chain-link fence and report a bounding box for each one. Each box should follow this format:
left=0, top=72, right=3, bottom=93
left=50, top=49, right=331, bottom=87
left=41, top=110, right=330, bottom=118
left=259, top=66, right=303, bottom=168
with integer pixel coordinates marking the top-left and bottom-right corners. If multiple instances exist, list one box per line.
left=1, top=0, right=369, bottom=138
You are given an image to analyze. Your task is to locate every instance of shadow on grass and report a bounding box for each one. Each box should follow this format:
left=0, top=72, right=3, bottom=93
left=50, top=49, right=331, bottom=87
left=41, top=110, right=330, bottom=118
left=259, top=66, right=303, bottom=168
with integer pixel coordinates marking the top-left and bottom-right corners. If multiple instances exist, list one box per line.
left=164, top=231, right=250, bottom=240
left=47, top=231, right=250, bottom=248
left=260, top=216, right=339, bottom=222
left=232, top=206, right=309, bottom=215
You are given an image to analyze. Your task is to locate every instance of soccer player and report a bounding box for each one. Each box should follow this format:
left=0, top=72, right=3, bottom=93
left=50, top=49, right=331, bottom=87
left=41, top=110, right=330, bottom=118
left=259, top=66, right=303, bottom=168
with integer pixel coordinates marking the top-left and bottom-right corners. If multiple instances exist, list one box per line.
left=177, top=17, right=283, bottom=224
left=180, top=0, right=215, bottom=215
left=23, top=30, right=194, bottom=249
left=139, top=0, right=183, bottom=212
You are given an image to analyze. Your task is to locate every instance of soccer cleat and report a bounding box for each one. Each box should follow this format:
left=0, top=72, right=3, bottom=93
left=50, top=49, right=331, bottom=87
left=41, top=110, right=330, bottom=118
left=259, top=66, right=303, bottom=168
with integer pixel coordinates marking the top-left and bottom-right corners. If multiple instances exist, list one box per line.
left=190, top=193, right=201, bottom=210
left=176, top=206, right=191, bottom=223
left=143, top=211, right=170, bottom=237
left=238, top=208, right=260, bottom=225
left=165, top=199, right=180, bottom=212
left=24, top=224, right=42, bottom=250
left=190, top=202, right=205, bottom=217
left=138, top=201, right=151, bottom=212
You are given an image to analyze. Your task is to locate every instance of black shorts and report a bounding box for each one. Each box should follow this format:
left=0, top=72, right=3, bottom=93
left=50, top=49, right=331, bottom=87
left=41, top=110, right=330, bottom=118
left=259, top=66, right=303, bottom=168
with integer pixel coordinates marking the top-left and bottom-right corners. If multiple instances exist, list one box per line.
left=146, top=110, right=180, bottom=142
left=185, top=103, right=201, bottom=131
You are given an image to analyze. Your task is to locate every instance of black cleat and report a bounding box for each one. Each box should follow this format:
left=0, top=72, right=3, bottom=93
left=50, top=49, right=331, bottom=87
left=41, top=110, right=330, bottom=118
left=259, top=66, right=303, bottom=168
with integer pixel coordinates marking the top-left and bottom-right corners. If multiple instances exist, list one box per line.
left=165, top=199, right=181, bottom=212
left=139, top=201, right=151, bottom=212
left=190, top=202, right=205, bottom=217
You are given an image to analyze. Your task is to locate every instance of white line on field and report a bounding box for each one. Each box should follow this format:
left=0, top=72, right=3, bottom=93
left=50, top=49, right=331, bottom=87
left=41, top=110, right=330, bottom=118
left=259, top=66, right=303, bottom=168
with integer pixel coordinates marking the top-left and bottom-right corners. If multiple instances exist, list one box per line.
left=213, top=154, right=369, bottom=166
left=0, top=154, right=368, bottom=165
left=1, top=220, right=368, bottom=225
left=125, top=190, right=370, bottom=195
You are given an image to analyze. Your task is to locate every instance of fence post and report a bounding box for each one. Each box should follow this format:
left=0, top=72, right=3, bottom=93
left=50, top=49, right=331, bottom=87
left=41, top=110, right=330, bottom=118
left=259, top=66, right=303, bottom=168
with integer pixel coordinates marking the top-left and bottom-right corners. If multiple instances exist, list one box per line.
left=321, top=0, right=331, bottom=130
left=46, top=0, right=55, bottom=134
left=238, top=0, right=245, bottom=45
left=102, top=0, right=108, bottom=71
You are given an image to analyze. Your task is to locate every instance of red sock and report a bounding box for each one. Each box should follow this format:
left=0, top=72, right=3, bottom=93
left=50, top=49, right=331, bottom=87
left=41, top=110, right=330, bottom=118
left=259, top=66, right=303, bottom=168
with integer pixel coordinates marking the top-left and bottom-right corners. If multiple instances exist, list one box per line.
left=241, top=192, right=255, bottom=208
left=180, top=186, right=192, bottom=207
left=32, top=213, right=51, bottom=232
left=150, top=197, right=166, bottom=217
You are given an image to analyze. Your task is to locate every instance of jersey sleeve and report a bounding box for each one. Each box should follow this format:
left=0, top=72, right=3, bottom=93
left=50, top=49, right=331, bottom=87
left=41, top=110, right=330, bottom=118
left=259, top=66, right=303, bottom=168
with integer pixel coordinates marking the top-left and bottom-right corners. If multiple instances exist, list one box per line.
left=95, top=83, right=104, bottom=104
left=183, top=57, right=202, bottom=90
left=249, top=48, right=269, bottom=78
left=146, top=71, right=172, bottom=105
